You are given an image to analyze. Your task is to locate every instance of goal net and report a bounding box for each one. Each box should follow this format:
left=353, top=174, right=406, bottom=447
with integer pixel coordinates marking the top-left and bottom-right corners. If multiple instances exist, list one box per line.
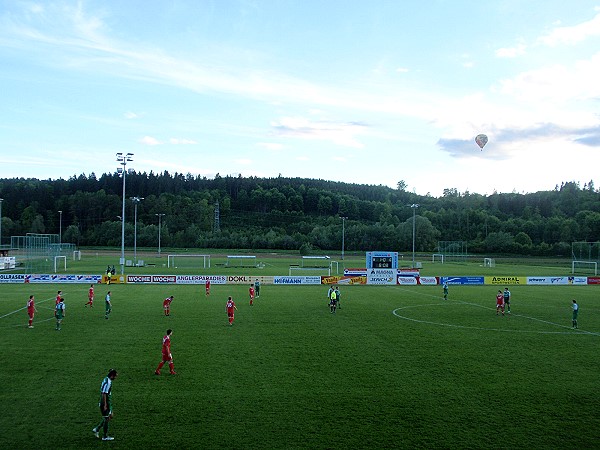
left=432, top=254, right=444, bottom=264
left=484, top=258, right=496, bottom=268
left=54, top=255, right=67, bottom=273
left=572, top=260, right=597, bottom=275
left=226, top=255, right=257, bottom=267
left=167, top=254, right=211, bottom=269
left=289, top=266, right=331, bottom=276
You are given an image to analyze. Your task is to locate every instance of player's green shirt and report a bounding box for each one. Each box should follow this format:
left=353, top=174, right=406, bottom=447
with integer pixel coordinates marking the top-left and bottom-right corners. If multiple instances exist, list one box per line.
left=55, top=302, right=65, bottom=319
left=443, top=285, right=448, bottom=295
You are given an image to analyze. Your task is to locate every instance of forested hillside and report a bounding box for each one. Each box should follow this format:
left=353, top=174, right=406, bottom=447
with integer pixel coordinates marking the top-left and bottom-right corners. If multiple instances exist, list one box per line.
left=0, top=173, right=598, bottom=256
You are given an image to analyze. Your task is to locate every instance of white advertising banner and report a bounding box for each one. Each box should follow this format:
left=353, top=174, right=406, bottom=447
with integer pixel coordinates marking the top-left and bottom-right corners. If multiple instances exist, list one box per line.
left=367, top=269, right=397, bottom=285
left=24, top=274, right=103, bottom=284
left=176, top=275, right=227, bottom=285
left=0, top=273, right=26, bottom=283
left=526, top=276, right=586, bottom=285
left=273, top=276, right=322, bottom=285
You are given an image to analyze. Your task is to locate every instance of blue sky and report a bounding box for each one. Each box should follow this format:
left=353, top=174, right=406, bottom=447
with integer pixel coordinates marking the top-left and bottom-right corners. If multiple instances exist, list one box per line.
left=1, top=1, right=599, bottom=197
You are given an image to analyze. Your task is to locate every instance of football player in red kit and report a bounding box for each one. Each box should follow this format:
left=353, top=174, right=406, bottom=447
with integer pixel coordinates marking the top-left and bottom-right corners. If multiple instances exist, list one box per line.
left=163, top=295, right=174, bottom=316
left=226, top=296, right=237, bottom=325
left=85, top=284, right=94, bottom=307
left=27, top=295, right=37, bottom=328
left=155, top=329, right=176, bottom=375
left=496, top=290, right=505, bottom=316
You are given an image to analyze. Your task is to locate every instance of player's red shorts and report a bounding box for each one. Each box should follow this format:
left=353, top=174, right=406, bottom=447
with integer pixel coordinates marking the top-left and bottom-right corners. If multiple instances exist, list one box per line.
left=162, top=352, right=172, bottom=362
left=28, top=311, right=35, bottom=318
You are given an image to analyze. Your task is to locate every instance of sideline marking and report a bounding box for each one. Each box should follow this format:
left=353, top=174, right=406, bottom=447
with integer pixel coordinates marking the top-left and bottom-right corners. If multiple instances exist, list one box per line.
left=391, top=288, right=599, bottom=336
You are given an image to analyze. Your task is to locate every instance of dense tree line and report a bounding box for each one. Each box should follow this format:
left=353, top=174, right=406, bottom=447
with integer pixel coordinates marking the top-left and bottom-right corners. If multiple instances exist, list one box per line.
left=0, top=172, right=598, bottom=256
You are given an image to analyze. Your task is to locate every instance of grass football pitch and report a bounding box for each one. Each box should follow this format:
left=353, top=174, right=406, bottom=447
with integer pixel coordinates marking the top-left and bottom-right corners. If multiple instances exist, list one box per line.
left=1, top=279, right=599, bottom=449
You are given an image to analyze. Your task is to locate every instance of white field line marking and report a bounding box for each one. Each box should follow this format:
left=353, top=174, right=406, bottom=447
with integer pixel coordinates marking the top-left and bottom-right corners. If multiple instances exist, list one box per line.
left=0, top=296, right=57, bottom=319
left=391, top=288, right=599, bottom=336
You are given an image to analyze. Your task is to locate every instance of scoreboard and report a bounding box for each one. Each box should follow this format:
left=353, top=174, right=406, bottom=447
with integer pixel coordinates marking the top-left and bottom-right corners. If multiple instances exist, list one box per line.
left=366, top=251, right=399, bottom=269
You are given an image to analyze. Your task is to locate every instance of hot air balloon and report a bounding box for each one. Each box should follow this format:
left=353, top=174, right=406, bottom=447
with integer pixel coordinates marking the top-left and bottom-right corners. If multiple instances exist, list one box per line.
left=475, top=134, right=488, bottom=151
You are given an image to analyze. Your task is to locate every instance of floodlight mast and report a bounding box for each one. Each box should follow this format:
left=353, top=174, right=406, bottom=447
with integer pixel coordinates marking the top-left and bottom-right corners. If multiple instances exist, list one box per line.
left=340, top=216, right=348, bottom=260
left=411, top=204, right=419, bottom=268
left=58, top=210, right=62, bottom=245
left=130, top=197, right=144, bottom=264
left=116, top=152, right=133, bottom=275
left=155, top=213, right=166, bottom=257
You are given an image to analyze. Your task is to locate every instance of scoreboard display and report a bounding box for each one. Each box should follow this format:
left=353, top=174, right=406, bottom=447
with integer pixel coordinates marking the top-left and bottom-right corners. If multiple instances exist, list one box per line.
left=366, top=252, right=398, bottom=269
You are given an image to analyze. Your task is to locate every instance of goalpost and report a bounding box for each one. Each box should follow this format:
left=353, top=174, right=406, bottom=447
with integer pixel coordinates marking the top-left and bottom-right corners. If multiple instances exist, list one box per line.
left=484, top=258, right=496, bottom=268
left=226, top=255, right=257, bottom=267
left=432, top=254, right=444, bottom=264
left=54, top=255, right=67, bottom=273
left=289, top=266, right=331, bottom=276
left=572, top=260, right=597, bottom=275
left=167, top=254, right=211, bottom=269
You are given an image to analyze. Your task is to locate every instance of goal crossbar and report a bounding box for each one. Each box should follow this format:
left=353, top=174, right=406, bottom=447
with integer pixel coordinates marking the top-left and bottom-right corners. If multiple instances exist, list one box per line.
left=54, top=255, right=67, bottom=273
left=167, top=254, right=211, bottom=268
left=226, top=255, right=257, bottom=267
left=572, top=260, right=597, bottom=275
left=289, top=266, right=331, bottom=276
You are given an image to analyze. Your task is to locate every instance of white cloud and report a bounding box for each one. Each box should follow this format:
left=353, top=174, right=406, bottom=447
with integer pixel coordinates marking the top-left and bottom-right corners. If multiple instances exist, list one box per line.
left=169, top=138, right=197, bottom=145
left=140, top=136, right=162, bottom=146
left=496, top=52, right=600, bottom=105
left=124, top=111, right=139, bottom=119
left=538, top=12, right=600, bottom=46
left=271, top=117, right=367, bottom=148
left=495, top=43, right=526, bottom=58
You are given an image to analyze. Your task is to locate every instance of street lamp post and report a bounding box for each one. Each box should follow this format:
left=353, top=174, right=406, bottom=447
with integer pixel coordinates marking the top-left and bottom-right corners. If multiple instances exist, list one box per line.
left=117, top=152, right=134, bottom=275
left=155, top=213, right=165, bottom=257
left=58, top=210, right=62, bottom=245
left=130, top=197, right=144, bottom=265
left=411, top=204, right=419, bottom=268
left=340, top=216, right=348, bottom=260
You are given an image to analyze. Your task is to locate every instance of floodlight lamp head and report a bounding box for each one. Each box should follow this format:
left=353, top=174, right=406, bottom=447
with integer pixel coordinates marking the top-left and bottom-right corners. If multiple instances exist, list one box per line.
left=117, top=168, right=123, bottom=174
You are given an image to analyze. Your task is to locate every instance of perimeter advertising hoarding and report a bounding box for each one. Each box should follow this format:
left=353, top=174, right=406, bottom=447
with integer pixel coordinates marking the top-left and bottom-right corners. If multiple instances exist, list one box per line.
left=396, top=276, right=439, bottom=285
left=440, top=276, right=485, bottom=285
left=367, top=268, right=396, bottom=285
left=273, top=276, right=322, bottom=285
left=322, top=275, right=367, bottom=285
left=485, top=276, right=524, bottom=285
left=527, top=276, right=588, bottom=285
left=0, top=274, right=26, bottom=283
left=175, top=275, right=228, bottom=285
left=25, top=274, right=103, bottom=284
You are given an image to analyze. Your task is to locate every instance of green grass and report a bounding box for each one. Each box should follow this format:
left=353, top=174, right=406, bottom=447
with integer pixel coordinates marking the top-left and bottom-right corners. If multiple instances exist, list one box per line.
left=1, top=281, right=599, bottom=449
left=18, top=248, right=589, bottom=277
